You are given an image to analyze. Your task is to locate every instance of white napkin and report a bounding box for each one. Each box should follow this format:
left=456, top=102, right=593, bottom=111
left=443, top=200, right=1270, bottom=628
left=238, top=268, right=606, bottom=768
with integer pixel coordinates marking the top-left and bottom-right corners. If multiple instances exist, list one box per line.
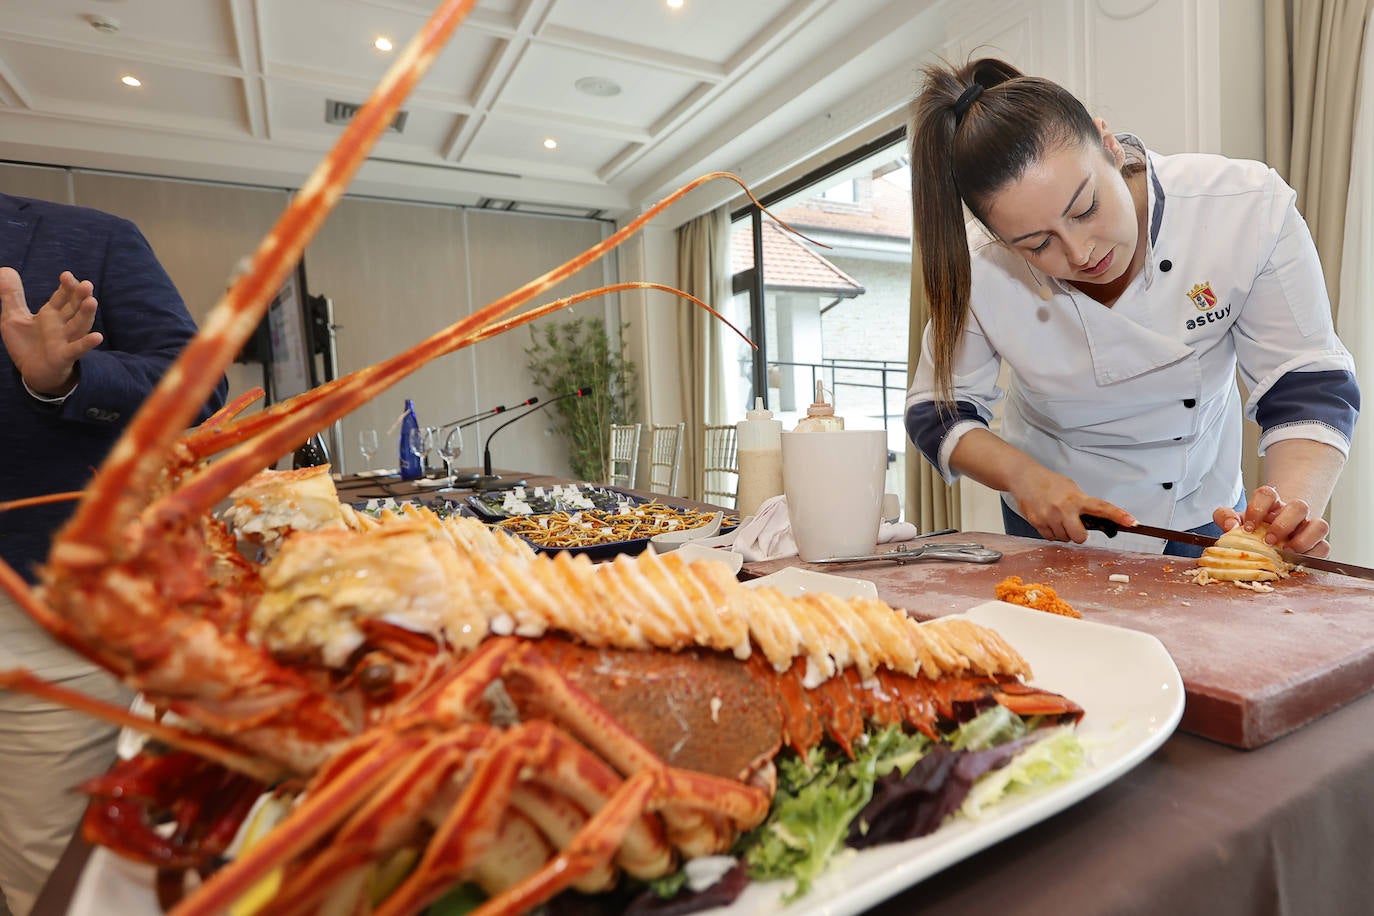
left=729, top=494, right=920, bottom=562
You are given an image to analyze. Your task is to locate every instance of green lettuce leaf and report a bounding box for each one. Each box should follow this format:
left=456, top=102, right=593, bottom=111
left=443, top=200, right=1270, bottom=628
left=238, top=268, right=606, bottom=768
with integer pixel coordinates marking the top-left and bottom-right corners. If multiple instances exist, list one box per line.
left=959, top=724, right=1084, bottom=818
left=739, top=726, right=929, bottom=899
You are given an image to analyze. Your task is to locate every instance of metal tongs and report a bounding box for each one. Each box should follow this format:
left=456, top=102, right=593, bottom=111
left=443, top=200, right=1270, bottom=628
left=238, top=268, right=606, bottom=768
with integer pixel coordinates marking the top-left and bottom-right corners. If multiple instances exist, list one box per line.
left=811, top=541, right=1003, bottom=566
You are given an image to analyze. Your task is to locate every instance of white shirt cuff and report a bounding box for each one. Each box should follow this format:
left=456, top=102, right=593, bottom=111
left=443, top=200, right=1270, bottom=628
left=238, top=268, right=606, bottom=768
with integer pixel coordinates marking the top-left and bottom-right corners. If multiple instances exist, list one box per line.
left=935, top=419, right=987, bottom=484
left=22, top=376, right=75, bottom=405
left=1257, top=421, right=1352, bottom=459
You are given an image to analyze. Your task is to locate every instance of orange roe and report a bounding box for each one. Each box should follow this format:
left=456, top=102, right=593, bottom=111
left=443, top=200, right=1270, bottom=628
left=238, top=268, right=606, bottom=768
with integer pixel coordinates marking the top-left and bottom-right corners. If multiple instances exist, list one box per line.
left=994, top=575, right=1081, bottom=619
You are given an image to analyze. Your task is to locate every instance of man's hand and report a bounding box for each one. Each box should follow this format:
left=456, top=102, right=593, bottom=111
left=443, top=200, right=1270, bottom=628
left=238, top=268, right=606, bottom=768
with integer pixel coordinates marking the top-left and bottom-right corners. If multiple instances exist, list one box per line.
left=0, top=266, right=103, bottom=396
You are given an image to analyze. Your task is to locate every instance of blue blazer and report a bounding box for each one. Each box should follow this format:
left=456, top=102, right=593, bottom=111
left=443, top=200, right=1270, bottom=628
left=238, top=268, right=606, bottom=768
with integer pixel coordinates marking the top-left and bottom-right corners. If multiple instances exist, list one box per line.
left=0, top=192, right=227, bottom=581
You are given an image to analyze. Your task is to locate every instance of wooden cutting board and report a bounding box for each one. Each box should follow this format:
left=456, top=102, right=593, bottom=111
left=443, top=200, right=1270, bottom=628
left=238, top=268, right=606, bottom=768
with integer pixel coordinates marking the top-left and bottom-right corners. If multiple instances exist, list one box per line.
left=742, top=532, right=1374, bottom=749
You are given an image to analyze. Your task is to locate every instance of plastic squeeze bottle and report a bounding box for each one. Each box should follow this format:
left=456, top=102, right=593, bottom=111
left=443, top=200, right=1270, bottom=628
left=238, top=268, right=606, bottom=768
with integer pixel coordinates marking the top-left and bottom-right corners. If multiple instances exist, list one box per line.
left=398, top=398, right=424, bottom=480
left=736, top=397, right=784, bottom=516
left=792, top=380, right=845, bottom=432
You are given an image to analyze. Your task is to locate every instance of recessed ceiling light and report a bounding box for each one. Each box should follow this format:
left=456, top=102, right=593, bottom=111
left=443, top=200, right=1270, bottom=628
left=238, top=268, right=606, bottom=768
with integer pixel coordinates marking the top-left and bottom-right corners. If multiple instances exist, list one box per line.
left=374, top=36, right=393, bottom=52
left=574, top=76, right=621, bottom=98
left=543, top=138, right=558, bottom=150
left=667, top=0, right=684, bottom=8
left=120, top=75, right=142, bottom=88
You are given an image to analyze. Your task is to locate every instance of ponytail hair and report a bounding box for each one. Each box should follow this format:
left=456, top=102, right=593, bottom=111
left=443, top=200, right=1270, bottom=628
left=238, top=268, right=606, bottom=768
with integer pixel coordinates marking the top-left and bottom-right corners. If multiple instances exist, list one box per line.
left=910, top=58, right=1098, bottom=404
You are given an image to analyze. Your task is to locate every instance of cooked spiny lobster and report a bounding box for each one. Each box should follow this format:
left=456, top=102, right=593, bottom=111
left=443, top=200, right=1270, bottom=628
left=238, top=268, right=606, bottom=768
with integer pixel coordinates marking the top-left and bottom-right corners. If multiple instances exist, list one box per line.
left=0, top=1, right=1083, bottom=914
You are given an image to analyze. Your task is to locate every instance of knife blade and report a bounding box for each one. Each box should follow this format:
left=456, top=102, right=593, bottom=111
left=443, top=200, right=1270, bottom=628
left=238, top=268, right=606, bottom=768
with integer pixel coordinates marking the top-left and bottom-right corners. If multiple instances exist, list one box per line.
left=1080, top=514, right=1374, bottom=581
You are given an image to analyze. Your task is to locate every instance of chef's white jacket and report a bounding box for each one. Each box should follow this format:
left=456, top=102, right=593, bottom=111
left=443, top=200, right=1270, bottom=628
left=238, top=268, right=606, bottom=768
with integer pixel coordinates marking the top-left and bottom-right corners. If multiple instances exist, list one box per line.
left=905, top=140, right=1359, bottom=553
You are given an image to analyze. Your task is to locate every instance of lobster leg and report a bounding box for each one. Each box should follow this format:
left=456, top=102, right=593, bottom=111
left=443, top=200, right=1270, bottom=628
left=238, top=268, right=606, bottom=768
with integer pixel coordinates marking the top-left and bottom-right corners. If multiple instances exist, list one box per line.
left=264, top=728, right=492, bottom=915
left=371, top=724, right=667, bottom=916
left=168, top=730, right=431, bottom=916
left=463, top=763, right=770, bottom=916
left=496, top=641, right=766, bottom=856
left=0, top=669, right=282, bottom=783
left=416, top=637, right=758, bottom=859
left=461, top=771, right=661, bottom=916
left=80, top=752, right=265, bottom=869
left=991, top=677, right=1086, bottom=720
left=506, top=784, right=618, bottom=893
left=266, top=723, right=664, bottom=915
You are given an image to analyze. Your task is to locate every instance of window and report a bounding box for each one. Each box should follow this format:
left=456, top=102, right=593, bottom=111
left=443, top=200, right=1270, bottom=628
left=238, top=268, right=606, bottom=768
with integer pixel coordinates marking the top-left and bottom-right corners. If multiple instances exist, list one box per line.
left=728, top=128, right=912, bottom=506
left=820, top=178, right=857, bottom=204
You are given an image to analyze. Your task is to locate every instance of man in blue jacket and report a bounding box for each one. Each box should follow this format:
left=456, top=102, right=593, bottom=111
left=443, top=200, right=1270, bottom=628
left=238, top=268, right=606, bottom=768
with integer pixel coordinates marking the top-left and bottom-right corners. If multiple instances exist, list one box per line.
left=0, top=191, right=227, bottom=915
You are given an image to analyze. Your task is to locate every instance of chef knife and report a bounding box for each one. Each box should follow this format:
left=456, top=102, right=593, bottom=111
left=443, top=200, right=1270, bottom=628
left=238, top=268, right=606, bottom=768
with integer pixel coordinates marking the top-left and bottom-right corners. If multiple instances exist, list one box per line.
left=1080, top=514, right=1374, bottom=581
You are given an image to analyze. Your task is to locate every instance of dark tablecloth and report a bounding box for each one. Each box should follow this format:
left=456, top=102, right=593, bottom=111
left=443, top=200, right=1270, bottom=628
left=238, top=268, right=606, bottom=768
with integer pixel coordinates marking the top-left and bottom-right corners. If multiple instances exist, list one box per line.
left=876, top=686, right=1374, bottom=915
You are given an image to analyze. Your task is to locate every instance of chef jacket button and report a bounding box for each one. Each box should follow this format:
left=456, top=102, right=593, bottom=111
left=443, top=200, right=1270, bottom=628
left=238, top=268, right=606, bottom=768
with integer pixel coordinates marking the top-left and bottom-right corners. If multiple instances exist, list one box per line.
left=1160, top=259, right=1173, bottom=272
left=1162, top=482, right=1174, bottom=490
left=1183, top=398, right=1196, bottom=408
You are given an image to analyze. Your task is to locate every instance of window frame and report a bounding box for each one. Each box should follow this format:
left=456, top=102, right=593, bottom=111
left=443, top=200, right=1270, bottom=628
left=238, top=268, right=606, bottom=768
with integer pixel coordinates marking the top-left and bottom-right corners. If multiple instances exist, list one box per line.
left=727, top=126, right=908, bottom=408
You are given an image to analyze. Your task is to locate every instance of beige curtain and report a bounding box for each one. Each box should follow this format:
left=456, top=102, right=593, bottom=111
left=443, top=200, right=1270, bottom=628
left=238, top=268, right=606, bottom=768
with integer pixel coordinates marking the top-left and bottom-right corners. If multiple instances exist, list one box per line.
left=1327, top=10, right=1374, bottom=564
left=1264, top=0, right=1374, bottom=317
left=903, top=241, right=961, bottom=532
left=676, top=206, right=730, bottom=501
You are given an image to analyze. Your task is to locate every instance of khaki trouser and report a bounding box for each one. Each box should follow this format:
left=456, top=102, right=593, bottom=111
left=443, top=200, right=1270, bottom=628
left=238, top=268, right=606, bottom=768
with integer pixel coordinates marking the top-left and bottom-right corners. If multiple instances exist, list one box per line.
left=0, top=588, right=129, bottom=916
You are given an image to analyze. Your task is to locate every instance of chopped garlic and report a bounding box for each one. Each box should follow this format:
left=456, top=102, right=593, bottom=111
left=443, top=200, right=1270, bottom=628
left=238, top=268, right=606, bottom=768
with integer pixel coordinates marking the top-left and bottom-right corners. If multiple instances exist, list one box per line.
left=1108, top=573, right=1130, bottom=584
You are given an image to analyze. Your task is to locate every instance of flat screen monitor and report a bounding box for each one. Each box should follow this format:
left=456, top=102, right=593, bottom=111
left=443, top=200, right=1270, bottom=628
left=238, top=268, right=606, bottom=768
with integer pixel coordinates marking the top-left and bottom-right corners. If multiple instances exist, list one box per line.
left=267, top=266, right=313, bottom=403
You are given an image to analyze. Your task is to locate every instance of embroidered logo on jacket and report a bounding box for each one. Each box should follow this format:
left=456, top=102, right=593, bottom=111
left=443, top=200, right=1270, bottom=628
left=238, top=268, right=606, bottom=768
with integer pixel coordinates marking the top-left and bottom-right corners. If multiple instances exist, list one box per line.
left=1187, top=282, right=1217, bottom=310
left=1185, top=281, right=1231, bottom=331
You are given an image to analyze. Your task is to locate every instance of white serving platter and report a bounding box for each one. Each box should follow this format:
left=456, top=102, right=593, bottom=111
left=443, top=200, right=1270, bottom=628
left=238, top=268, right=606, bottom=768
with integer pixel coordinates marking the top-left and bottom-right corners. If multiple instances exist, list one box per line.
left=71, top=597, right=1182, bottom=916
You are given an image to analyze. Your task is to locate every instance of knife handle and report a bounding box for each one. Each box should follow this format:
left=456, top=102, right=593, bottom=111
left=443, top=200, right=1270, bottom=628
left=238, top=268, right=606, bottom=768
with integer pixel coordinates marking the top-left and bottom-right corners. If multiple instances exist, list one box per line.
left=1080, top=514, right=1120, bottom=538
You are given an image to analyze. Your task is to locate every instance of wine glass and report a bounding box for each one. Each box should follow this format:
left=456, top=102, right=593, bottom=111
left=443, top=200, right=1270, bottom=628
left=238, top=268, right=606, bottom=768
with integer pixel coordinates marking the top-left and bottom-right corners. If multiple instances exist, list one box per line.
left=439, top=426, right=463, bottom=485
left=358, top=429, right=379, bottom=471
left=406, top=426, right=425, bottom=475
left=422, top=426, right=442, bottom=477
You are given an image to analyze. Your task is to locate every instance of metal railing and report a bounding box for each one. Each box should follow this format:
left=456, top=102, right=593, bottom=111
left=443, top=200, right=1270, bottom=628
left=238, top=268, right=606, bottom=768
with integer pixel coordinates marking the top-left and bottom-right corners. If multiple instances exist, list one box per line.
left=768, top=357, right=908, bottom=433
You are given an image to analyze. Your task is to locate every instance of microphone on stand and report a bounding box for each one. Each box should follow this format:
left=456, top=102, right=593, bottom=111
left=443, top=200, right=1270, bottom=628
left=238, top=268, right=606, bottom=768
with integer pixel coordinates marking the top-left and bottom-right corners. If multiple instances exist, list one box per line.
left=440, top=396, right=539, bottom=430
left=438, top=397, right=539, bottom=486
left=474, top=387, right=593, bottom=491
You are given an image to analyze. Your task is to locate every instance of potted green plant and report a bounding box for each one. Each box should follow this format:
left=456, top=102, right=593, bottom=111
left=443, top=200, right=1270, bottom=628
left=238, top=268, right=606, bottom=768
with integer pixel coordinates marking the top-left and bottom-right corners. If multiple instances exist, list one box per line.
left=524, top=316, right=639, bottom=482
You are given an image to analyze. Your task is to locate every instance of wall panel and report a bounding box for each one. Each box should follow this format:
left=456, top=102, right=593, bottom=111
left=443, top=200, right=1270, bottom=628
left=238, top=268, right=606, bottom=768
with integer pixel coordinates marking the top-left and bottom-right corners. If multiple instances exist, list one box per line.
left=0, top=163, right=72, bottom=204
left=305, top=196, right=472, bottom=473
left=464, top=209, right=615, bottom=480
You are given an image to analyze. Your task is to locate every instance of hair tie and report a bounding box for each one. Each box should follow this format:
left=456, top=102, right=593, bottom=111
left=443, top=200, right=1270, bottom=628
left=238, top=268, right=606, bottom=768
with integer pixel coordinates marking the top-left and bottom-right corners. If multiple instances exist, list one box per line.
left=952, top=83, right=984, bottom=123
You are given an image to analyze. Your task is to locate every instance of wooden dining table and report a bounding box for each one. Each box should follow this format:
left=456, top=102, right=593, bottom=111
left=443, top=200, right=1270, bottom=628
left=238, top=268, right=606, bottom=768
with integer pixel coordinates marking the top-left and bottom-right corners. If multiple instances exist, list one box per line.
left=29, top=471, right=1374, bottom=915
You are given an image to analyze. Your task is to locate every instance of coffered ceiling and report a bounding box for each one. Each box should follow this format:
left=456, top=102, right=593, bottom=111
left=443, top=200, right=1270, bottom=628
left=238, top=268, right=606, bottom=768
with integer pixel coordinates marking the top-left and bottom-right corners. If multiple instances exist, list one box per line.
left=0, top=0, right=944, bottom=217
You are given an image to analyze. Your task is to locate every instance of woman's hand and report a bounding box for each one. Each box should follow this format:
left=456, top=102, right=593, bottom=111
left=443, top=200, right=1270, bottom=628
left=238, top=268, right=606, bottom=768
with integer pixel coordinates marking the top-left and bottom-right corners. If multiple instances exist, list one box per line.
left=1008, top=462, right=1135, bottom=543
left=1214, top=485, right=1330, bottom=557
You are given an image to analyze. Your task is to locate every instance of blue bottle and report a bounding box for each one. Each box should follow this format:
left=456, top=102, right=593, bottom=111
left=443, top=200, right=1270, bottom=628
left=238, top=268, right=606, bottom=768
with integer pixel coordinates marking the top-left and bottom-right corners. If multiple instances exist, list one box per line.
left=399, top=398, right=423, bottom=480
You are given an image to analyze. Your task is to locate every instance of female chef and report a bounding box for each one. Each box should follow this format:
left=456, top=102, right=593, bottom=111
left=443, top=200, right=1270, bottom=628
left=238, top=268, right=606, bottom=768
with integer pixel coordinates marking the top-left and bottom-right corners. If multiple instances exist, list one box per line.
left=903, top=58, right=1359, bottom=558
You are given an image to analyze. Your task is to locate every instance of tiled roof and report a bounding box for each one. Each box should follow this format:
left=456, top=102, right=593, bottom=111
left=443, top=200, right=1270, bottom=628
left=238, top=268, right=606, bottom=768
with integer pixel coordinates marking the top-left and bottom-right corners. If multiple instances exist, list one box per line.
left=775, top=175, right=911, bottom=239
left=730, top=221, right=865, bottom=296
